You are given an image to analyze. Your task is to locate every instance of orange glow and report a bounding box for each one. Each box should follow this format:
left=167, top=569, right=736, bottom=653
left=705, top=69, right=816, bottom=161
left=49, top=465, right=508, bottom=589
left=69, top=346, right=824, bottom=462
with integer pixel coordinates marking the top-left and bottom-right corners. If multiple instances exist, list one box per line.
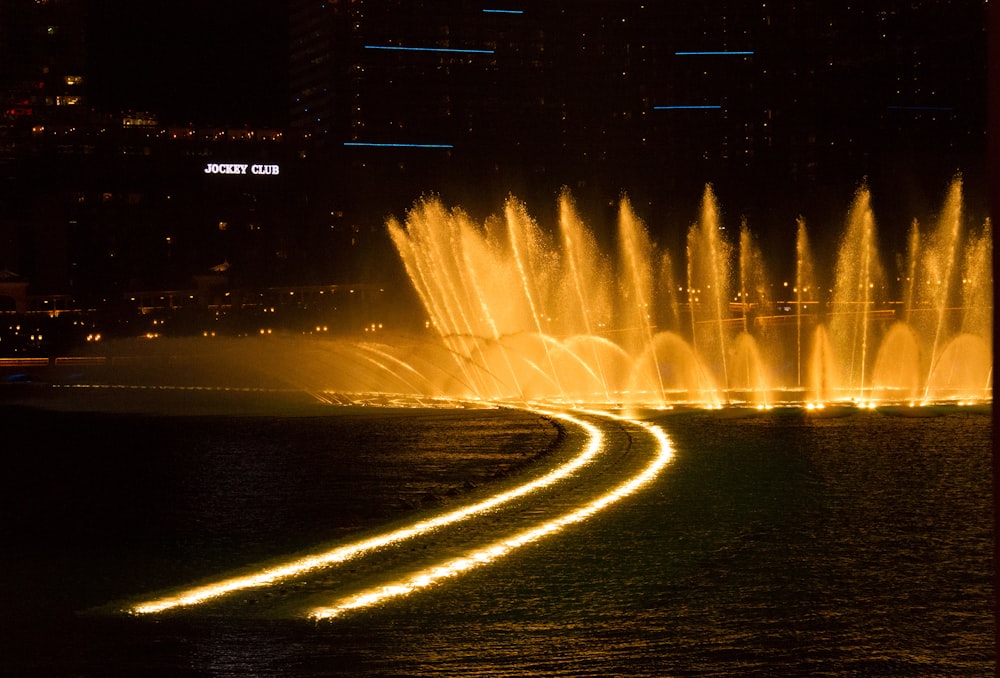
left=128, top=408, right=606, bottom=615
left=310, top=413, right=673, bottom=620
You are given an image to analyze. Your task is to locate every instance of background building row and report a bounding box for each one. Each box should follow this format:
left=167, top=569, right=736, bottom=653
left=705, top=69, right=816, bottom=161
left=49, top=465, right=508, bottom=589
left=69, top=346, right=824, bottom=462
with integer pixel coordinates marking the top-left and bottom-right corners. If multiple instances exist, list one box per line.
left=0, top=0, right=988, bottom=331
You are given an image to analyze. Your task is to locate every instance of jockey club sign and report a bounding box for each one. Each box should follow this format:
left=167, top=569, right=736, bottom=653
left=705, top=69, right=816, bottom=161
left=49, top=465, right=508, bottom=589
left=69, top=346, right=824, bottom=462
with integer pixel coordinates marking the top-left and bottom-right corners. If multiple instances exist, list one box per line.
left=204, top=163, right=280, bottom=176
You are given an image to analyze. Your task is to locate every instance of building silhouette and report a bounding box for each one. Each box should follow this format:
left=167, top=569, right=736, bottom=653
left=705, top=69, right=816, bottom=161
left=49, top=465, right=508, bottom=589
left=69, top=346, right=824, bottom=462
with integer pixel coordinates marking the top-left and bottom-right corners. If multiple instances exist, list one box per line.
left=0, top=0, right=988, bottom=314
left=287, top=1, right=986, bottom=220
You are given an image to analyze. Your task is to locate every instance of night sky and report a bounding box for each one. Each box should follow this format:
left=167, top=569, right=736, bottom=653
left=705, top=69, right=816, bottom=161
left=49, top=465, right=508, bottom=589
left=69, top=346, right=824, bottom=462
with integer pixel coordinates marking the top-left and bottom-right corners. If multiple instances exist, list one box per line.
left=72, top=1, right=996, bottom=239
left=86, top=0, right=288, bottom=127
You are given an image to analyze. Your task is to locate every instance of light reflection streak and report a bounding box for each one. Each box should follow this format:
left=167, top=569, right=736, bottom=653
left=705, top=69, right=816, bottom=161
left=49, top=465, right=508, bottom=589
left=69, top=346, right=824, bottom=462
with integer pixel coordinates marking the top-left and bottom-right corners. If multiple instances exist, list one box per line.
left=128, top=409, right=603, bottom=615
left=310, top=414, right=672, bottom=620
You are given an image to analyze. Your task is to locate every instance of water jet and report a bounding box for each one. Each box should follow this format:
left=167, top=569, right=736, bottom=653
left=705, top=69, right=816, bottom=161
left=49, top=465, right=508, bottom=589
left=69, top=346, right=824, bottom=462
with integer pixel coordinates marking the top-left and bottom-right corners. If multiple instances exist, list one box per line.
left=386, top=178, right=991, bottom=409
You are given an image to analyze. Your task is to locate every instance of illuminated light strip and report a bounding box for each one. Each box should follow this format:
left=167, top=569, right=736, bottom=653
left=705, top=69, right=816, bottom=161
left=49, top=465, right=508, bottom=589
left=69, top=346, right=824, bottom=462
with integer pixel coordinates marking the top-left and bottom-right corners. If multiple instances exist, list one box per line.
left=128, top=410, right=603, bottom=615
left=654, top=105, right=722, bottom=110
left=674, top=50, right=754, bottom=56
left=343, top=142, right=454, bottom=149
left=483, top=8, right=524, bottom=13
left=364, top=45, right=495, bottom=54
left=311, top=414, right=673, bottom=620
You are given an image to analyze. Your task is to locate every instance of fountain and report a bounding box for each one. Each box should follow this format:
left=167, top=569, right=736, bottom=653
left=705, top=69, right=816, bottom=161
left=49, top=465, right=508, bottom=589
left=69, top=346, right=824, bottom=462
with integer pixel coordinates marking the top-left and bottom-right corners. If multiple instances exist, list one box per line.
left=384, top=177, right=991, bottom=409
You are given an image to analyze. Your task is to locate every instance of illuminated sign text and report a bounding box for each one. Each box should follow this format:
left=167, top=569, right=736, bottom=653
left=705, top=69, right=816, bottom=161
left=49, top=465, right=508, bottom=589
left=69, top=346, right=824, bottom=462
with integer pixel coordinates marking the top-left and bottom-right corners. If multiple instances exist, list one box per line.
left=204, top=163, right=280, bottom=176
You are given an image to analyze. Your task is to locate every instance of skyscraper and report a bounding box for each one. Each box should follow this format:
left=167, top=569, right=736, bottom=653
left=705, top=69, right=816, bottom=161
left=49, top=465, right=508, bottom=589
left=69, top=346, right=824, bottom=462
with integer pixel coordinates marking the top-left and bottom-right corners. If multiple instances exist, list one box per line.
left=0, top=0, right=89, bottom=128
left=286, top=0, right=986, bottom=220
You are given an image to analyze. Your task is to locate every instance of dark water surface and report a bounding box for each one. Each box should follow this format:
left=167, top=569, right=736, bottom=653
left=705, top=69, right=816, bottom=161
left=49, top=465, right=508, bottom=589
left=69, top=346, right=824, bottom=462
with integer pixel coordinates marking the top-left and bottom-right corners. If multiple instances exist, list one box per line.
left=0, top=388, right=993, bottom=676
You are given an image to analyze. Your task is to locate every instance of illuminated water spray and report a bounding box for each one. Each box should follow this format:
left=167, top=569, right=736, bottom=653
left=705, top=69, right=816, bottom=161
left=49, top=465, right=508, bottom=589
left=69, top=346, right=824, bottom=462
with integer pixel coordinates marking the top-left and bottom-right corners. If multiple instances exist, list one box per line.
left=687, top=187, right=732, bottom=397
left=919, top=180, right=963, bottom=401
left=112, top=177, right=990, bottom=627
left=386, top=178, right=989, bottom=407
left=559, top=191, right=614, bottom=401
left=794, top=218, right=815, bottom=389
left=618, top=199, right=666, bottom=403
left=505, top=200, right=568, bottom=401
left=828, top=187, right=883, bottom=403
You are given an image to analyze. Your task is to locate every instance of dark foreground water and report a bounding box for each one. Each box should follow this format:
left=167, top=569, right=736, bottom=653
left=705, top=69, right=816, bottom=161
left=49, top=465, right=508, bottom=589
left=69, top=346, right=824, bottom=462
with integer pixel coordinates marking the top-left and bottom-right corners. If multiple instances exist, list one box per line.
left=1, top=387, right=993, bottom=676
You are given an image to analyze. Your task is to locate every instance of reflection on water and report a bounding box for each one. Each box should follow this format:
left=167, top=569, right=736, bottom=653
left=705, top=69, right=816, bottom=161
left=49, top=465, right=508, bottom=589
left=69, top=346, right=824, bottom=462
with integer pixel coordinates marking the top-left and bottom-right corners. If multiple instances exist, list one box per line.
left=0, top=391, right=992, bottom=676
left=128, top=409, right=605, bottom=616
left=310, top=412, right=672, bottom=621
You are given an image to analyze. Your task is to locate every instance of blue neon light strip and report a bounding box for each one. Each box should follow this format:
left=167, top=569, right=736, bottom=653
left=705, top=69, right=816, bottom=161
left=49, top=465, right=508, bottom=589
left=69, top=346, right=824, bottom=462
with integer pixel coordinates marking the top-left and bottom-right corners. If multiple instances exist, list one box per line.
left=674, top=51, right=754, bottom=56
left=364, top=45, right=495, bottom=54
left=483, top=8, right=524, bottom=13
left=654, top=105, right=723, bottom=110
left=887, top=105, right=954, bottom=112
left=344, top=142, right=454, bottom=149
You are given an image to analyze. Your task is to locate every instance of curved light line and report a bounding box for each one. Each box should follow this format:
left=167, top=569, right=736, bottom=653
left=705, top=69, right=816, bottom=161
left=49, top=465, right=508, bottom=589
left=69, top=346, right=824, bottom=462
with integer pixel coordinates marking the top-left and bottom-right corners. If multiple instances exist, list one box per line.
left=128, top=409, right=603, bottom=615
left=310, top=414, right=672, bottom=620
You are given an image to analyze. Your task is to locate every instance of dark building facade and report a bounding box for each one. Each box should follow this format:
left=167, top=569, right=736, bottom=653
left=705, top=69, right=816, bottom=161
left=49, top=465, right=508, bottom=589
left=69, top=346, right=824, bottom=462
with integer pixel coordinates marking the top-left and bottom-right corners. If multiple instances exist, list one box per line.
left=0, top=0, right=989, bottom=309
left=0, top=0, right=89, bottom=127
left=287, top=1, right=987, bottom=240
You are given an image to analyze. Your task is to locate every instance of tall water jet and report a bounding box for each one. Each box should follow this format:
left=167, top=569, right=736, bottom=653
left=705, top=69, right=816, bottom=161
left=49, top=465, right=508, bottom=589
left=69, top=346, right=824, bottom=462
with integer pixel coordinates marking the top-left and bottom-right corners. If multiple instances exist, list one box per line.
left=794, top=218, right=818, bottom=390
left=618, top=197, right=666, bottom=404
left=916, top=179, right=964, bottom=401
left=388, top=202, right=495, bottom=398
left=558, top=190, right=614, bottom=401
left=656, top=250, right=683, bottom=336
left=687, top=186, right=732, bottom=398
left=733, top=222, right=772, bottom=405
left=926, top=217, right=993, bottom=401
left=902, top=219, right=921, bottom=325
left=960, top=219, right=993, bottom=340
left=889, top=177, right=993, bottom=403
left=385, top=180, right=990, bottom=408
left=829, top=185, right=887, bottom=402
left=503, top=198, right=568, bottom=401
left=390, top=199, right=537, bottom=400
